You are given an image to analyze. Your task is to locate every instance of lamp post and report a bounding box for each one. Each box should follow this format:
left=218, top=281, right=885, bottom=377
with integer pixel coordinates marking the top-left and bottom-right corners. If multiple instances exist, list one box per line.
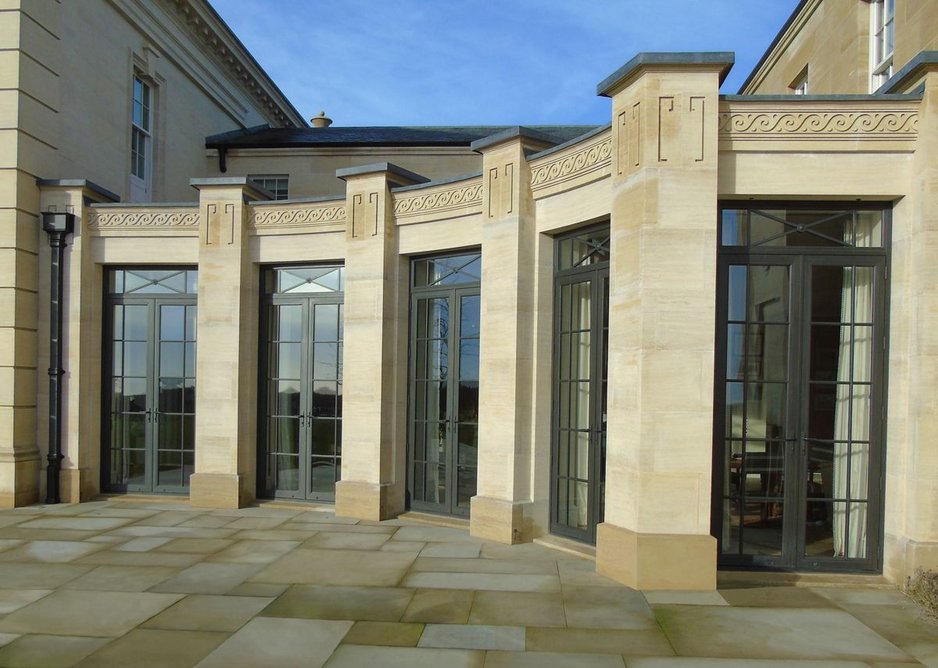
left=41, top=211, right=75, bottom=504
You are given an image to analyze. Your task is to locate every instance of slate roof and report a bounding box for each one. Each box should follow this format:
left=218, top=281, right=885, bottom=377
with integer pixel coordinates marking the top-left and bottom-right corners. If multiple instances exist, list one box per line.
left=206, top=125, right=599, bottom=149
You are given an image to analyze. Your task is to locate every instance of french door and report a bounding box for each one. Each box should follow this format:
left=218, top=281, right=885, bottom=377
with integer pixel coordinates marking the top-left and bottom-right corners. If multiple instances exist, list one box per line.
left=408, top=253, right=481, bottom=516
left=103, top=268, right=197, bottom=493
left=551, top=227, right=609, bottom=544
left=259, top=266, right=344, bottom=501
left=715, top=205, right=888, bottom=571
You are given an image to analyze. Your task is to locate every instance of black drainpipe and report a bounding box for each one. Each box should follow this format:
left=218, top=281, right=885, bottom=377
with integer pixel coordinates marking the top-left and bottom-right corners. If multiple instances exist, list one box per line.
left=41, top=211, right=75, bottom=504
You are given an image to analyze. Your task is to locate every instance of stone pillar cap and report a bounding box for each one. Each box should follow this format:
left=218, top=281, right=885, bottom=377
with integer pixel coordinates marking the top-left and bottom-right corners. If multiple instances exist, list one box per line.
left=189, top=177, right=272, bottom=200
left=470, top=126, right=558, bottom=153
left=597, top=52, right=735, bottom=98
left=36, top=179, right=119, bottom=203
left=335, top=162, right=429, bottom=186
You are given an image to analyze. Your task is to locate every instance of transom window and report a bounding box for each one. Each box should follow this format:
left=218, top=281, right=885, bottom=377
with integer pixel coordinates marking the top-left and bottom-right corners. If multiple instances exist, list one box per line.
left=870, top=0, right=895, bottom=91
left=413, top=253, right=481, bottom=287
left=109, top=269, right=198, bottom=295
left=721, top=208, right=884, bottom=249
left=250, top=175, right=289, bottom=200
left=557, top=229, right=611, bottom=271
left=265, top=266, right=344, bottom=294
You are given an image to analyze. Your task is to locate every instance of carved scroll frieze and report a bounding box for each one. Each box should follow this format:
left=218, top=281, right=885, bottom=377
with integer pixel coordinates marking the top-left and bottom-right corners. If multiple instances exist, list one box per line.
left=532, top=135, right=612, bottom=190
left=393, top=181, right=483, bottom=218
left=88, top=209, right=199, bottom=230
left=250, top=203, right=346, bottom=229
left=719, top=110, right=918, bottom=139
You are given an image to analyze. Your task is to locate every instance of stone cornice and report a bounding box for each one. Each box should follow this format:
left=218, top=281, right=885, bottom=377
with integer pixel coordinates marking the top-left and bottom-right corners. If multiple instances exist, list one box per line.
left=158, top=0, right=305, bottom=128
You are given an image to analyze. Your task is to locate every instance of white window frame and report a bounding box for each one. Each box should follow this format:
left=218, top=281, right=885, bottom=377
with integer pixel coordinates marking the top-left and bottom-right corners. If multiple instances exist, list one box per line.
left=130, top=74, right=153, bottom=202
left=790, top=67, right=808, bottom=95
left=870, top=0, right=895, bottom=92
left=249, top=174, right=290, bottom=200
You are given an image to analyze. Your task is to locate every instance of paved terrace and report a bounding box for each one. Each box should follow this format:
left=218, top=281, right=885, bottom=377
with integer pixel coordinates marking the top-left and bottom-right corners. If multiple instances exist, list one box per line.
left=0, top=499, right=932, bottom=667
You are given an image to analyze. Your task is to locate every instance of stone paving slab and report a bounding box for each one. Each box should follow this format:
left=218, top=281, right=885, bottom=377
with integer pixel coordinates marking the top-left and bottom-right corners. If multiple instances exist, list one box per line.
left=0, top=500, right=932, bottom=668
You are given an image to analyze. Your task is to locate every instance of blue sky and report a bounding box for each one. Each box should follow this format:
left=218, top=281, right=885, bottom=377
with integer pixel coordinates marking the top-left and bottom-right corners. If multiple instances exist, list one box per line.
left=211, top=1, right=798, bottom=127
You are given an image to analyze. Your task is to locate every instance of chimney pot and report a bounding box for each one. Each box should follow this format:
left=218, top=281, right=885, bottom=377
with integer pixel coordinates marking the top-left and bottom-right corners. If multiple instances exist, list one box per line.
left=311, top=110, right=333, bottom=128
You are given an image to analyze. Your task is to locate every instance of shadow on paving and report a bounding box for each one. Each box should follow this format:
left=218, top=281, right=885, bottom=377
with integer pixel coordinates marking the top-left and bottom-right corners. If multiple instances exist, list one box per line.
left=0, top=499, right=931, bottom=667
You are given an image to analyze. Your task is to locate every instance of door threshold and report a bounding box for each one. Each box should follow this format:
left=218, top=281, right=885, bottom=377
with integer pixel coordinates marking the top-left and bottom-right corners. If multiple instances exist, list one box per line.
left=397, top=511, right=469, bottom=530
left=718, top=569, right=893, bottom=589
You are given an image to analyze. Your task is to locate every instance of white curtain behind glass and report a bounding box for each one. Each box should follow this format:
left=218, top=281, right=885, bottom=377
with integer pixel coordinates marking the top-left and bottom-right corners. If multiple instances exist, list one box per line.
left=574, top=282, right=592, bottom=529
left=832, top=261, right=871, bottom=558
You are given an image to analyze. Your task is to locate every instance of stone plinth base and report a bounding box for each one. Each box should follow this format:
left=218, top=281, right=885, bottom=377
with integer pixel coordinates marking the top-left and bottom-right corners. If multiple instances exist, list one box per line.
left=189, top=473, right=247, bottom=509
left=59, top=468, right=88, bottom=503
left=886, top=534, right=938, bottom=586
left=335, top=480, right=403, bottom=521
left=0, top=451, right=40, bottom=508
left=596, top=522, right=717, bottom=591
left=469, top=496, right=530, bottom=544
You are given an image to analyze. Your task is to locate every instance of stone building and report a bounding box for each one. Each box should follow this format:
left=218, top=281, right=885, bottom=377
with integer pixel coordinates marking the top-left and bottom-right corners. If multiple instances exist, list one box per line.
left=10, top=0, right=938, bottom=590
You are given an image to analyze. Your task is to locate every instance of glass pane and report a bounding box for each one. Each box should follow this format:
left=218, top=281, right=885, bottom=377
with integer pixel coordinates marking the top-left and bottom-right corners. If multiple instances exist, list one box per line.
left=272, top=455, right=299, bottom=492
left=313, top=343, right=338, bottom=380
left=809, top=325, right=847, bottom=382
left=807, top=383, right=836, bottom=439
left=275, top=305, right=302, bottom=342
left=158, top=414, right=181, bottom=451
left=270, top=417, right=300, bottom=454
left=721, top=209, right=747, bottom=246
left=314, top=304, right=340, bottom=341
left=832, top=501, right=867, bottom=558
left=182, top=415, right=195, bottom=450
left=855, top=212, right=883, bottom=247
left=745, top=383, right=785, bottom=440
left=276, top=380, right=301, bottom=416
left=740, top=499, right=783, bottom=555
left=311, top=458, right=337, bottom=493
left=185, top=305, right=197, bottom=340
left=123, top=341, right=147, bottom=377
left=123, top=449, right=147, bottom=487
left=121, top=377, right=147, bottom=413
left=727, top=266, right=747, bottom=322
left=158, top=451, right=182, bottom=488
left=311, top=419, right=336, bottom=456
left=276, top=343, right=302, bottom=380
left=748, top=266, right=789, bottom=322
left=457, top=381, right=478, bottom=422
left=122, top=415, right=146, bottom=450
left=853, top=267, right=874, bottom=323
left=124, top=305, right=148, bottom=340
left=112, top=342, right=123, bottom=376
left=159, top=378, right=183, bottom=413
left=726, top=324, right=745, bottom=379
left=811, top=265, right=847, bottom=323
left=160, top=305, right=185, bottom=341
left=459, top=340, right=479, bottom=381
left=725, top=382, right=744, bottom=438
left=159, top=342, right=185, bottom=378
left=312, top=382, right=337, bottom=417
left=460, top=295, right=480, bottom=338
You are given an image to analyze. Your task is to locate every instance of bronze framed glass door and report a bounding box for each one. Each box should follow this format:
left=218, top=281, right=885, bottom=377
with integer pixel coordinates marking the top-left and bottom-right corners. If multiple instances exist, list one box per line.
left=551, top=227, right=609, bottom=544
left=103, top=268, right=197, bottom=493
left=715, top=205, right=887, bottom=571
left=408, top=253, right=480, bottom=516
left=259, top=266, right=344, bottom=501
